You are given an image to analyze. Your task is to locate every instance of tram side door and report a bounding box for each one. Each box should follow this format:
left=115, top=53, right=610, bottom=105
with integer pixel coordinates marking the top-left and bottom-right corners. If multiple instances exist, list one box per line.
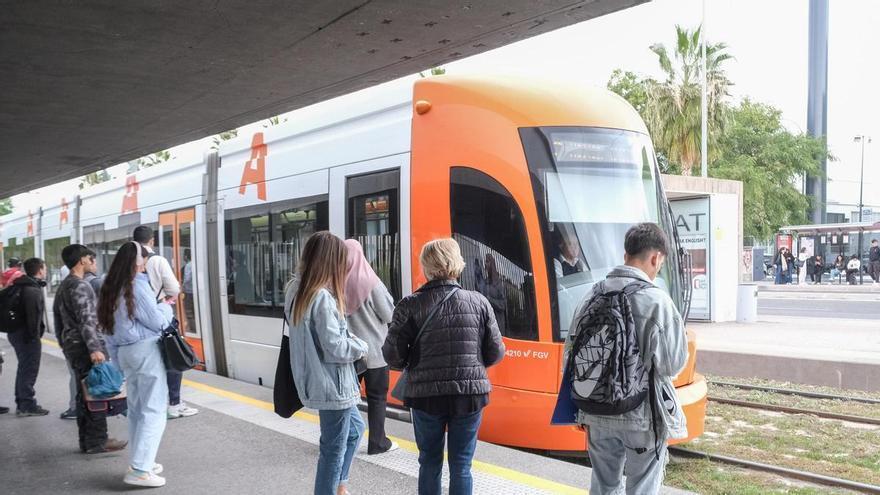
left=158, top=209, right=205, bottom=369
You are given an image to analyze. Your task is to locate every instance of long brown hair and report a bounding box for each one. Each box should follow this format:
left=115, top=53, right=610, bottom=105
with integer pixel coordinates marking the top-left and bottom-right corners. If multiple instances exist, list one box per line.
left=291, top=231, right=347, bottom=324
left=97, top=242, right=141, bottom=334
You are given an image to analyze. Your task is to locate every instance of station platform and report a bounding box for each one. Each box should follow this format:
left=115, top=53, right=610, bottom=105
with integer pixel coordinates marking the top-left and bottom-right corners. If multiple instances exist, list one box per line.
left=693, top=315, right=880, bottom=392
left=0, top=337, right=692, bottom=495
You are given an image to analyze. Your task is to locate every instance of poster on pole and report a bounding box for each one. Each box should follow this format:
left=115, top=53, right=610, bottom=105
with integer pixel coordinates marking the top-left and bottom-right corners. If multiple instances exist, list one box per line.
left=671, top=197, right=711, bottom=320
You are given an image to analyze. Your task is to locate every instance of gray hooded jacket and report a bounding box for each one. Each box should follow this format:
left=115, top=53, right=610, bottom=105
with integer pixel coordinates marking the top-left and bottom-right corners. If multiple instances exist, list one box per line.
left=566, top=265, right=689, bottom=440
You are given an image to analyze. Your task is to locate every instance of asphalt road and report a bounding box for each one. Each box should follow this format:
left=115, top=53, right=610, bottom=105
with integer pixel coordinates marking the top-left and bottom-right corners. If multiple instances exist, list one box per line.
left=758, top=298, right=880, bottom=320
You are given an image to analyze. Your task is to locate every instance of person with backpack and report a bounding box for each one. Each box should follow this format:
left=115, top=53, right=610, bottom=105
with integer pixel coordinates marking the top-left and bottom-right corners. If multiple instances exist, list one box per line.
left=383, top=238, right=505, bottom=495
left=287, top=232, right=368, bottom=495
left=564, top=223, right=688, bottom=495
left=342, top=239, right=399, bottom=455
left=99, top=241, right=175, bottom=488
left=54, top=244, right=127, bottom=454
left=5, top=257, right=49, bottom=416
left=132, top=226, right=198, bottom=419
left=1, top=257, right=24, bottom=288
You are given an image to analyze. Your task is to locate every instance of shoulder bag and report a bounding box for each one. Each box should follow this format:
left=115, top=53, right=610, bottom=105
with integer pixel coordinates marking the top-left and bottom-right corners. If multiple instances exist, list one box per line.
left=273, top=299, right=304, bottom=418
left=159, top=317, right=200, bottom=372
left=390, top=287, right=459, bottom=402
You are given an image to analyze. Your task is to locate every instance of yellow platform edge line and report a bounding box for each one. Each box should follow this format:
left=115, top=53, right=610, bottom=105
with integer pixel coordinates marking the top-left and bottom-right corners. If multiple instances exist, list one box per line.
left=39, top=338, right=585, bottom=494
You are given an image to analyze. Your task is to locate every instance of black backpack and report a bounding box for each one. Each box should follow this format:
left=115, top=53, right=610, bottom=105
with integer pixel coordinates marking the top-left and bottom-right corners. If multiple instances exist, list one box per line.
left=0, top=285, right=25, bottom=333
left=566, top=280, right=651, bottom=415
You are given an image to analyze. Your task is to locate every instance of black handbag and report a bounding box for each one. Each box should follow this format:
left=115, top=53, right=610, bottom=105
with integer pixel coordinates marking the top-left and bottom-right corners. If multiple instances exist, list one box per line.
left=274, top=298, right=304, bottom=418
left=159, top=318, right=200, bottom=372
left=390, top=288, right=459, bottom=402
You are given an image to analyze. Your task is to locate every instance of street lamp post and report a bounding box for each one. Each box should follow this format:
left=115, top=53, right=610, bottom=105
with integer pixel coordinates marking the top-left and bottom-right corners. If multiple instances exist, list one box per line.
left=854, top=135, right=871, bottom=284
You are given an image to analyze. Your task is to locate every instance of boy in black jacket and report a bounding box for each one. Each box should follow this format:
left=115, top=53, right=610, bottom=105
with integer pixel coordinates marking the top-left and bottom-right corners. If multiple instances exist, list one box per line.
left=7, top=257, right=49, bottom=416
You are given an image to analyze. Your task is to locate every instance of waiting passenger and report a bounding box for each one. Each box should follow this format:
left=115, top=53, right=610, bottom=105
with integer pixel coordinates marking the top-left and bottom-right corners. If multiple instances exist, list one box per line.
left=1, top=257, right=24, bottom=288
left=342, top=239, right=398, bottom=455
left=7, top=257, right=49, bottom=416
left=54, top=244, right=127, bottom=454
left=99, top=241, right=174, bottom=488
left=383, top=238, right=505, bottom=495
left=287, top=231, right=368, bottom=495
left=831, top=254, right=846, bottom=284
left=566, top=223, right=688, bottom=495
left=847, top=254, right=861, bottom=285
left=132, top=225, right=198, bottom=420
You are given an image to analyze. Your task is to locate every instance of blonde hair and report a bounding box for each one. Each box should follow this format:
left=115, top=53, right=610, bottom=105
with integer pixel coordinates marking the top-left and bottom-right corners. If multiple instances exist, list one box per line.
left=420, top=238, right=465, bottom=281
left=292, top=231, right=347, bottom=324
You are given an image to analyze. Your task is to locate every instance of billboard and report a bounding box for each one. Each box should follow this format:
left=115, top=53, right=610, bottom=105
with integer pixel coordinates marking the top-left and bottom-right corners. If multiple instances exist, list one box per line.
left=671, top=197, right=710, bottom=320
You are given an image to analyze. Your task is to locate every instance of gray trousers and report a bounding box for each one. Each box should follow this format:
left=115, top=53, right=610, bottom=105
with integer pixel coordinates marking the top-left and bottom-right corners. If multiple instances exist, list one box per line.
left=587, top=426, right=668, bottom=495
left=66, top=361, right=78, bottom=411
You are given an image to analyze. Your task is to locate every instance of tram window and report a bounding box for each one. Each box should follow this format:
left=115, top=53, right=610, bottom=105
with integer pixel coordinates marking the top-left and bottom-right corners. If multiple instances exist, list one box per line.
left=346, top=170, right=401, bottom=301
left=83, top=222, right=156, bottom=276
left=450, top=167, right=538, bottom=341
left=43, top=236, right=71, bottom=295
left=224, top=197, right=329, bottom=318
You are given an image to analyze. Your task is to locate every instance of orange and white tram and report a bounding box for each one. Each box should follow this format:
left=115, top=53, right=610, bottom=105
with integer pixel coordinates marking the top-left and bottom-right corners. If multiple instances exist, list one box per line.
left=0, top=75, right=706, bottom=451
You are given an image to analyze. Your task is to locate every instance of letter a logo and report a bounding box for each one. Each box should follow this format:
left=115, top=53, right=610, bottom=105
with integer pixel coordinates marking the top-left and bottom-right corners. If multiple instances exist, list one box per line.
left=60, top=197, right=69, bottom=229
left=27, top=210, right=34, bottom=237
left=239, top=132, right=267, bottom=201
left=122, top=175, right=139, bottom=214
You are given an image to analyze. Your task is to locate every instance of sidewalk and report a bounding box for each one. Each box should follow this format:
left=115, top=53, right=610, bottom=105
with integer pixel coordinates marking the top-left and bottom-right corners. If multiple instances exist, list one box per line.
left=0, top=337, right=693, bottom=495
left=757, top=279, right=880, bottom=294
left=692, top=315, right=880, bottom=391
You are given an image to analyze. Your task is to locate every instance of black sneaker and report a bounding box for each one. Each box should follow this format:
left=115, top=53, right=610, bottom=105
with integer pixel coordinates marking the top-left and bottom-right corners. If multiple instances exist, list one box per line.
left=59, top=409, right=77, bottom=420
left=85, top=438, right=127, bottom=454
left=0, top=406, right=9, bottom=414
left=16, top=406, right=49, bottom=417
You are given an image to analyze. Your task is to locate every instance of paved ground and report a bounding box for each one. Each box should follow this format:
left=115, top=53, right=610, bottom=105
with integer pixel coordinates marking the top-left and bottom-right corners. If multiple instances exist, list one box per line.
left=758, top=297, right=880, bottom=319
left=0, top=337, right=693, bottom=495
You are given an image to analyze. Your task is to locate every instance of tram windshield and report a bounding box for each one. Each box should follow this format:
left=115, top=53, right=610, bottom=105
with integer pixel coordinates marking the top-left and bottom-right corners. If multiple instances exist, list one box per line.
left=521, top=127, right=684, bottom=341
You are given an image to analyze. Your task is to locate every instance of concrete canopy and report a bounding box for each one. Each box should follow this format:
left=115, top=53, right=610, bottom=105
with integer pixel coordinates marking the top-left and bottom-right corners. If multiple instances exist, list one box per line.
left=0, top=0, right=645, bottom=197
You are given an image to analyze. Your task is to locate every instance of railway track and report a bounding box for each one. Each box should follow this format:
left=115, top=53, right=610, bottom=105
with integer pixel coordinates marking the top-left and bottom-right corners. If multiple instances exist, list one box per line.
left=668, top=447, right=880, bottom=494
left=707, top=396, right=880, bottom=426
left=709, top=379, right=880, bottom=405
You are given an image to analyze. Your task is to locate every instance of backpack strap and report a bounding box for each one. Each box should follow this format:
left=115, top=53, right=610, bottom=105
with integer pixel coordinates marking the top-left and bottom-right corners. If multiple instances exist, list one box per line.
left=621, top=280, right=653, bottom=297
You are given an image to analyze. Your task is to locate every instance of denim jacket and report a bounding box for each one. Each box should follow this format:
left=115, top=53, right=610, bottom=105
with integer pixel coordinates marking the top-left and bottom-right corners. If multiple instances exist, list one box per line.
left=288, top=288, right=368, bottom=410
left=105, top=274, right=174, bottom=364
left=566, top=265, right=689, bottom=440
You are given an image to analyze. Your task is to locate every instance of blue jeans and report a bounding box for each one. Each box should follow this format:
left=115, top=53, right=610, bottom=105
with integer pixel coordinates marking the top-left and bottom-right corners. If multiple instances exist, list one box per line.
left=315, top=406, right=365, bottom=495
left=116, top=337, right=168, bottom=472
left=587, top=427, right=668, bottom=495
left=411, top=409, right=483, bottom=495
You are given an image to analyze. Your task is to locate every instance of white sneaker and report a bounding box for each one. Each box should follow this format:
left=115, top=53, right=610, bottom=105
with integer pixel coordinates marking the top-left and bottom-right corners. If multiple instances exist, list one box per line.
left=123, top=470, right=166, bottom=487
left=152, top=463, right=163, bottom=475
left=168, top=402, right=199, bottom=419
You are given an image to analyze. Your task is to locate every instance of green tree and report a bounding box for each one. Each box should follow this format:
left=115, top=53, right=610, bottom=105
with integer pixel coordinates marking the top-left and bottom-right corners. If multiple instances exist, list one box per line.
left=211, top=128, right=239, bottom=150
left=419, top=66, right=446, bottom=77
left=710, top=100, right=827, bottom=240
left=79, top=169, right=112, bottom=190
left=607, top=69, right=650, bottom=115
left=645, top=25, right=732, bottom=176
left=263, top=116, right=287, bottom=128
left=0, top=198, right=12, bottom=216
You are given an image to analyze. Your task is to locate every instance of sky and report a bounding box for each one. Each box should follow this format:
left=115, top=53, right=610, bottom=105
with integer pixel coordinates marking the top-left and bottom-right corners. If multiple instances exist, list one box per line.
left=13, top=0, right=880, bottom=219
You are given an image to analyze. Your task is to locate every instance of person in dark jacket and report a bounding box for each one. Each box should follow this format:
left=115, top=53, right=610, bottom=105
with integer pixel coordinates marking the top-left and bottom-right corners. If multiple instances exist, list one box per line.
left=7, top=257, right=49, bottom=416
left=54, top=244, right=127, bottom=454
left=383, top=238, right=505, bottom=495
left=869, top=239, right=880, bottom=284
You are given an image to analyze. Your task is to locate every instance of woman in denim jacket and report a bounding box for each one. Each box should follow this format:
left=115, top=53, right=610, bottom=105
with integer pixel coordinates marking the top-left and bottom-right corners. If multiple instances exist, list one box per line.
left=99, top=242, right=174, bottom=488
left=287, top=232, right=368, bottom=495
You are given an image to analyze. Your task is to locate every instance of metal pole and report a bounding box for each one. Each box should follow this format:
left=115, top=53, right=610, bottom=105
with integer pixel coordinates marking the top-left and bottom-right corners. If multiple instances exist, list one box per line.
left=858, top=137, right=865, bottom=284
left=700, top=0, right=708, bottom=178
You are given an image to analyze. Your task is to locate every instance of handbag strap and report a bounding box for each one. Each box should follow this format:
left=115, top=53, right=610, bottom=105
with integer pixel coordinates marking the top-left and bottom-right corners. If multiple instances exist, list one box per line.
left=412, top=287, right=459, bottom=345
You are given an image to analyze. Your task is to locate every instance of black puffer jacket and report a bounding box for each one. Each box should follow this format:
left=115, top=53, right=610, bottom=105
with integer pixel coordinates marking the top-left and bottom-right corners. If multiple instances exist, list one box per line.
left=383, top=279, right=505, bottom=398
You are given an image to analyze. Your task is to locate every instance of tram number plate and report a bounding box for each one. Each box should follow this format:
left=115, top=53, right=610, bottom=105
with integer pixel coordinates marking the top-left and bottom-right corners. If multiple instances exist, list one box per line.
left=505, top=349, right=550, bottom=360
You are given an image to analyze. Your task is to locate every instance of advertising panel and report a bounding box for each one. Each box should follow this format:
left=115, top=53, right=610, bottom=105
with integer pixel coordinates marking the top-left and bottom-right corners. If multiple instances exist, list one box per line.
left=671, top=197, right=710, bottom=320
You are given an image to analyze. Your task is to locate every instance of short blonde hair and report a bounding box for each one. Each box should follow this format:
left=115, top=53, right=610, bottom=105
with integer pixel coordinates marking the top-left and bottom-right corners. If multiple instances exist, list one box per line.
left=420, top=238, right=465, bottom=281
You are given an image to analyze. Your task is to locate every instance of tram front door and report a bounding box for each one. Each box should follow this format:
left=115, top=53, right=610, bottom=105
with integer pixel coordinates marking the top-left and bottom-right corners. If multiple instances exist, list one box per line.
left=158, top=209, right=205, bottom=369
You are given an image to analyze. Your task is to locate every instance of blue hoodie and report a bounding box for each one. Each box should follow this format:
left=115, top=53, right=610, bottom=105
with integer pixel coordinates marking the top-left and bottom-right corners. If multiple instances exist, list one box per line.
left=105, top=273, right=174, bottom=364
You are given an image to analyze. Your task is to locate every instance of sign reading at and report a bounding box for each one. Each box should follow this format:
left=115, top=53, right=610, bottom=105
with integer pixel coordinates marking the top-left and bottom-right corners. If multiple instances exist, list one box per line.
left=671, top=197, right=710, bottom=320
left=239, top=132, right=268, bottom=201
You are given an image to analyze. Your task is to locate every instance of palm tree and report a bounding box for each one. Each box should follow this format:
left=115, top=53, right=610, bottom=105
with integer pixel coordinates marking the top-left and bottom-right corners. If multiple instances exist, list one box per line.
left=645, top=25, right=732, bottom=176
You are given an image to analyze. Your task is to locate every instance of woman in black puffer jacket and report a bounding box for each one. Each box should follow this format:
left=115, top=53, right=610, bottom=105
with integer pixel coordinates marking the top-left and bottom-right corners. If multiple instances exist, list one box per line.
left=383, top=238, right=505, bottom=495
